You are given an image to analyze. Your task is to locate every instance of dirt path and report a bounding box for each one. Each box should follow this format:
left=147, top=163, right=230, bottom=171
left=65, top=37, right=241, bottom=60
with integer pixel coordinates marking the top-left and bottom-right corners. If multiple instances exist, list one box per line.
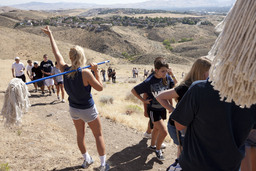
left=0, top=89, right=177, bottom=171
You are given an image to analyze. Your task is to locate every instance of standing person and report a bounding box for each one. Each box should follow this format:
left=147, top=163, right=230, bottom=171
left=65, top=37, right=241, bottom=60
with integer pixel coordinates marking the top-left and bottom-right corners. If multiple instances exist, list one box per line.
left=143, top=69, right=148, bottom=79
left=100, top=68, right=106, bottom=82
left=32, top=61, right=44, bottom=93
left=26, top=60, right=36, bottom=91
left=42, top=26, right=109, bottom=171
left=12, top=57, right=26, bottom=82
left=131, top=57, right=175, bottom=161
left=111, top=69, right=116, bottom=83
left=156, top=57, right=211, bottom=166
left=52, top=61, right=65, bottom=102
left=134, top=68, right=138, bottom=78
left=40, top=54, right=55, bottom=95
left=107, top=66, right=112, bottom=81
left=169, top=79, right=256, bottom=171
left=132, top=68, right=136, bottom=78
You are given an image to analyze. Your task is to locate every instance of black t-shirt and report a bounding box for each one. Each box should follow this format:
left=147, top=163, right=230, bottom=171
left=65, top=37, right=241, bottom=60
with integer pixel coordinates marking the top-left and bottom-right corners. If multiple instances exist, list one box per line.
left=169, top=83, right=189, bottom=125
left=32, top=67, right=43, bottom=78
left=134, top=74, right=175, bottom=111
left=40, top=60, right=53, bottom=77
left=171, top=80, right=256, bottom=171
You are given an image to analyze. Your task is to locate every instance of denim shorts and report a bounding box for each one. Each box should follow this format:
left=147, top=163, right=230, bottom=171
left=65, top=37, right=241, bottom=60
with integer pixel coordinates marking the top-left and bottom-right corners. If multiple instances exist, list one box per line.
left=167, top=122, right=184, bottom=146
left=69, top=104, right=98, bottom=123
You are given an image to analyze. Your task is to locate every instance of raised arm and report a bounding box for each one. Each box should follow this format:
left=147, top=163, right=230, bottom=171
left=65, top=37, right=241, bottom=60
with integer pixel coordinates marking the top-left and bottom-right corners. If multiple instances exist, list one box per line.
left=156, top=88, right=178, bottom=113
left=41, top=26, right=67, bottom=72
left=83, top=63, right=103, bottom=91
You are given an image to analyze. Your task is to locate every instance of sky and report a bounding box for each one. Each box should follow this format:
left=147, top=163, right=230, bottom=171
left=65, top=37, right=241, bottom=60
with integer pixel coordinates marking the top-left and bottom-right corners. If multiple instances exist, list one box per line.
left=0, top=0, right=149, bottom=6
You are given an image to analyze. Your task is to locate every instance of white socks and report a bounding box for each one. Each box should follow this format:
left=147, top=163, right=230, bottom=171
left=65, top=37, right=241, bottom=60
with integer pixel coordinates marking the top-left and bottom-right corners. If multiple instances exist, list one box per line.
left=82, top=152, right=91, bottom=162
left=100, top=155, right=106, bottom=166
left=83, top=153, right=106, bottom=166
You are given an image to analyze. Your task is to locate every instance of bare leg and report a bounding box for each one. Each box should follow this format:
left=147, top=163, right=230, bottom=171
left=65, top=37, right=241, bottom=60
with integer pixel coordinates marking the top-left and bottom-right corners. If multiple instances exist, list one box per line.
left=151, top=127, right=158, bottom=147
left=73, top=119, right=87, bottom=154
left=146, top=121, right=152, bottom=134
left=60, top=84, right=65, bottom=100
left=88, top=117, right=106, bottom=156
left=56, top=84, right=60, bottom=97
left=154, top=120, right=168, bottom=150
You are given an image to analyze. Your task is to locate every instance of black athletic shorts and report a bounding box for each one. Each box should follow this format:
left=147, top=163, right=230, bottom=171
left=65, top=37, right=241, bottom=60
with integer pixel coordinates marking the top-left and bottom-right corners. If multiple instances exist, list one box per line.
left=148, top=109, right=166, bottom=129
left=16, top=74, right=26, bottom=82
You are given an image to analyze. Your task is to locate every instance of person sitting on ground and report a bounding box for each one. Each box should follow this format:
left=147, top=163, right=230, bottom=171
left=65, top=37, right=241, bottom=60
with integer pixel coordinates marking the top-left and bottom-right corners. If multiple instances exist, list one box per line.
left=12, top=57, right=26, bottom=82
left=52, top=61, right=65, bottom=102
left=42, top=26, right=109, bottom=171
left=40, top=54, right=55, bottom=95
left=131, top=57, right=175, bottom=161
left=32, top=61, right=44, bottom=93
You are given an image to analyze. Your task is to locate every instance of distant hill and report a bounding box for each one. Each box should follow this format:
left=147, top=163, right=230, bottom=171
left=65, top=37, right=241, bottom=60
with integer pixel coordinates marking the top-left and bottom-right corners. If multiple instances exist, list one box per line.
left=10, top=0, right=235, bottom=11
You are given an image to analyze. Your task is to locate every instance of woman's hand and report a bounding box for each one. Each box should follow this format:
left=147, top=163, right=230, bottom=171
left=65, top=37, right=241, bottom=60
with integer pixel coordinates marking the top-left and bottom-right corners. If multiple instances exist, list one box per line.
left=90, top=63, right=98, bottom=72
left=41, top=26, right=52, bottom=37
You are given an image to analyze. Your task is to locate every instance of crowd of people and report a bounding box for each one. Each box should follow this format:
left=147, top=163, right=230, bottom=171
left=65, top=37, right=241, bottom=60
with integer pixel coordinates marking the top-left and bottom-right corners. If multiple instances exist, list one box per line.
left=11, top=54, right=65, bottom=102
left=10, top=2, right=256, bottom=169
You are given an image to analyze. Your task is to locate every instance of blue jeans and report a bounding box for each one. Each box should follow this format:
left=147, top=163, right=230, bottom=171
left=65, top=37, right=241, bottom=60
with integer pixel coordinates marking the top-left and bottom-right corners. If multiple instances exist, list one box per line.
left=167, top=122, right=184, bottom=146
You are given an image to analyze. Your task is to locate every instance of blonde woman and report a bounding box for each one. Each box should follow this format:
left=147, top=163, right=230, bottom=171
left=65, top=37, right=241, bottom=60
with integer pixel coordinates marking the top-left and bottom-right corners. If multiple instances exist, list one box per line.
left=156, top=57, right=211, bottom=163
left=42, top=26, right=109, bottom=171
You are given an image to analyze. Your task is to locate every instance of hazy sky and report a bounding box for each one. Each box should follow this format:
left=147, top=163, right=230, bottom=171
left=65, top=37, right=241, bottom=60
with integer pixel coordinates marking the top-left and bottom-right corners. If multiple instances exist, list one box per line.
left=0, top=0, right=149, bottom=6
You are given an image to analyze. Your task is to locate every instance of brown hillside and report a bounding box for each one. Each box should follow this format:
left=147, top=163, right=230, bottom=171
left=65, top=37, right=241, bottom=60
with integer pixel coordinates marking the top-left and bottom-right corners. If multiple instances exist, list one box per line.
left=0, top=9, right=56, bottom=21
left=0, top=26, right=119, bottom=65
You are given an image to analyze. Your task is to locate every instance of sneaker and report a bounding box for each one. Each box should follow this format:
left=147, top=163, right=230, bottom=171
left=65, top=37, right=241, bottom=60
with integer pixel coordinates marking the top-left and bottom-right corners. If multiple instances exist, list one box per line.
left=143, top=132, right=152, bottom=139
left=148, top=145, right=156, bottom=151
left=161, top=143, right=166, bottom=149
left=42, top=91, right=45, bottom=95
left=49, top=91, right=52, bottom=96
left=52, top=88, right=55, bottom=93
left=81, top=156, right=94, bottom=169
left=97, top=163, right=110, bottom=171
left=148, top=144, right=166, bottom=151
left=155, top=150, right=165, bottom=161
left=166, top=160, right=182, bottom=171
left=57, top=96, right=60, bottom=100
left=61, top=99, right=65, bottom=103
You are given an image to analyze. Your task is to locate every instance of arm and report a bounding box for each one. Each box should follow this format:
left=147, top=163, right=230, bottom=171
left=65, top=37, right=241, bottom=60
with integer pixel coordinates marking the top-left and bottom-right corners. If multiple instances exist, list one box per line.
left=83, top=63, right=103, bottom=91
left=41, top=26, right=67, bottom=72
left=143, top=93, right=149, bottom=117
left=168, top=68, right=178, bottom=85
left=156, top=89, right=178, bottom=113
left=12, top=68, right=15, bottom=77
left=174, top=121, right=187, bottom=131
left=131, top=88, right=151, bottom=104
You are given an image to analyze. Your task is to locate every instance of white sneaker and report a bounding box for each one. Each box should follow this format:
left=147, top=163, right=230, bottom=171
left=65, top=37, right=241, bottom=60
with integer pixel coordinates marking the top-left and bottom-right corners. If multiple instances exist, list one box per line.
left=81, top=156, right=94, bottom=169
left=61, top=99, right=65, bottom=103
left=161, top=143, right=166, bottom=149
left=143, top=132, right=152, bottom=139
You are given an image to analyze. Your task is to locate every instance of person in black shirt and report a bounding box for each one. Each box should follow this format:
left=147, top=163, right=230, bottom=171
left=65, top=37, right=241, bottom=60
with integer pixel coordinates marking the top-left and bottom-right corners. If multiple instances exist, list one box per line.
left=32, top=61, right=44, bottom=93
left=156, top=57, right=211, bottom=161
left=40, top=54, right=55, bottom=95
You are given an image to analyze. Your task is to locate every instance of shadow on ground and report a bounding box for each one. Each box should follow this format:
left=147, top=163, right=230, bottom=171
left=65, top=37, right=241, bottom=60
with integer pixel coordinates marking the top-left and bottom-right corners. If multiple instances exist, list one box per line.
left=108, top=138, right=163, bottom=171
left=31, top=100, right=62, bottom=107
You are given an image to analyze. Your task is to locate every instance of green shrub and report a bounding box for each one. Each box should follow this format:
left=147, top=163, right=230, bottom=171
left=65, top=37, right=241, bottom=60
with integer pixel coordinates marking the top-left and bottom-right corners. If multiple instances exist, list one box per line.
left=0, top=163, right=10, bottom=171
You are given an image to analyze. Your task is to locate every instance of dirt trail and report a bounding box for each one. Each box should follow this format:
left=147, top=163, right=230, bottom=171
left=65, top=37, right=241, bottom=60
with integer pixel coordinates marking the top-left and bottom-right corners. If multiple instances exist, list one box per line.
left=0, top=88, right=177, bottom=171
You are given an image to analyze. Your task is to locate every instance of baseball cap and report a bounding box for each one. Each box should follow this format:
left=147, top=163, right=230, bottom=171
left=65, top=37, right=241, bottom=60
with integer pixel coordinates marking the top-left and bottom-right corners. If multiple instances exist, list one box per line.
left=34, top=61, right=38, bottom=64
left=15, top=57, right=20, bottom=60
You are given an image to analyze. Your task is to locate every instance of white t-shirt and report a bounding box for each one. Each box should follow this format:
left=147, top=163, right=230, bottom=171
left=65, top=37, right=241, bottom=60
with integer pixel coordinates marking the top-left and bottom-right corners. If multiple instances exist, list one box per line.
left=12, top=62, right=25, bottom=76
left=26, top=64, right=34, bottom=76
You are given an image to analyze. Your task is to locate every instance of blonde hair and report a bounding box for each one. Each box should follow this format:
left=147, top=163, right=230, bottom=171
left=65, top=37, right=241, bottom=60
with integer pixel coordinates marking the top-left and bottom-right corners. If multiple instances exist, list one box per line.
left=182, top=56, right=211, bottom=86
left=208, top=0, right=256, bottom=108
left=67, top=46, right=86, bottom=78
